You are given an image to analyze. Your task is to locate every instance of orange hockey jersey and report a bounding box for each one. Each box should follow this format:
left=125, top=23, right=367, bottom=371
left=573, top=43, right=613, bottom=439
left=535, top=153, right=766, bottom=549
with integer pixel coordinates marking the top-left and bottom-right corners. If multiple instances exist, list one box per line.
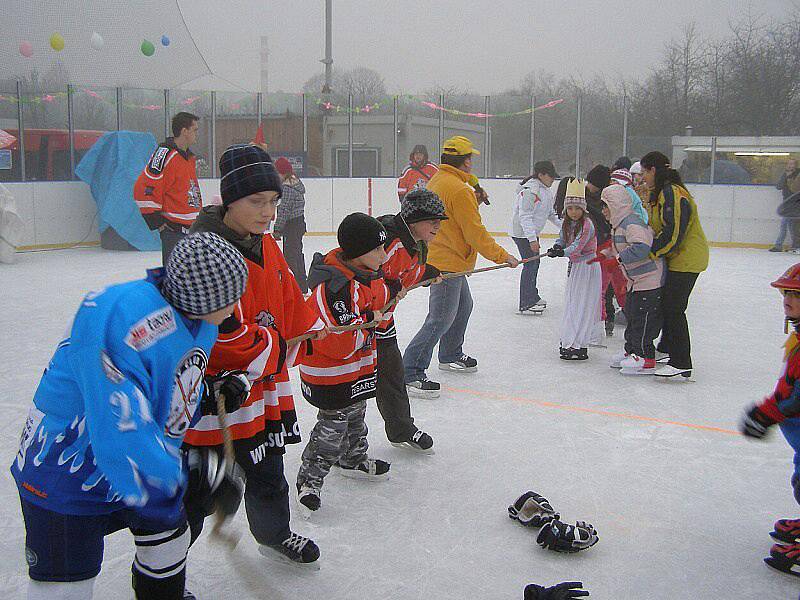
left=375, top=214, right=440, bottom=339
left=397, top=162, right=438, bottom=200
left=184, top=207, right=322, bottom=455
left=299, top=250, right=391, bottom=410
left=134, top=139, right=202, bottom=230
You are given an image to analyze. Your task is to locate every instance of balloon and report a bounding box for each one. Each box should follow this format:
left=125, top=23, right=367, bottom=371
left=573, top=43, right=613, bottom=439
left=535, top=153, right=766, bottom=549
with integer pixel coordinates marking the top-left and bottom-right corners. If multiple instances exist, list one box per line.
left=90, top=32, right=104, bottom=50
left=140, top=40, right=155, bottom=56
left=19, top=41, right=33, bottom=58
left=49, top=33, right=65, bottom=52
left=161, top=35, right=170, bottom=47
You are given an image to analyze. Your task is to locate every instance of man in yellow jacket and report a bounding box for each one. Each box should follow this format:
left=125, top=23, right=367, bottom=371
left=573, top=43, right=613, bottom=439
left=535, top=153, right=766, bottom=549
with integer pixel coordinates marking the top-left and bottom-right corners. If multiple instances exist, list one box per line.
left=403, top=136, right=519, bottom=397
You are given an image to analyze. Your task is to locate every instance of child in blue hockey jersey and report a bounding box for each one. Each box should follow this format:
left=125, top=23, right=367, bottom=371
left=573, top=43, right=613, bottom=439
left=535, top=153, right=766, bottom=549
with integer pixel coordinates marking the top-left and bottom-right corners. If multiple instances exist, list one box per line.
left=11, top=233, right=249, bottom=600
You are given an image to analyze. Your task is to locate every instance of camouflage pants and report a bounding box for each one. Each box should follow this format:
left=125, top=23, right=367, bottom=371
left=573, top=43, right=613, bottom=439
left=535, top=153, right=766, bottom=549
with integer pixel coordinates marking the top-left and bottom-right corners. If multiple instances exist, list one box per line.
left=297, top=400, right=369, bottom=490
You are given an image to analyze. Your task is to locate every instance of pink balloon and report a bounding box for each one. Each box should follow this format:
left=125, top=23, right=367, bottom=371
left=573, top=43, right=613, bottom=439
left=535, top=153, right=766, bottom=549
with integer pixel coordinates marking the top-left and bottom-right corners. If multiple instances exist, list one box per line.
left=19, top=41, right=33, bottom=58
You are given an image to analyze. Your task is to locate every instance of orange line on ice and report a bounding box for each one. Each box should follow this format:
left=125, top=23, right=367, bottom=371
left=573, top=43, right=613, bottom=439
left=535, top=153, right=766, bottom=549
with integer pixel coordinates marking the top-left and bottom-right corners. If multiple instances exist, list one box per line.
left=443, top=385, right=741, bottom=436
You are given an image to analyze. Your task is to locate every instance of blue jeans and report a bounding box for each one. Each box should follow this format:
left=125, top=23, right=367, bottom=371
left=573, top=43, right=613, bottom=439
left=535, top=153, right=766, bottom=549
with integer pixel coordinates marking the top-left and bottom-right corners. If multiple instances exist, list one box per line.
left=775, top=217, right=791, bottom=248
left=780, top=418, right=800, bottom=505
left=512, top=237, right=541, bottom=310
left=403, top=275, right=473, bottom=382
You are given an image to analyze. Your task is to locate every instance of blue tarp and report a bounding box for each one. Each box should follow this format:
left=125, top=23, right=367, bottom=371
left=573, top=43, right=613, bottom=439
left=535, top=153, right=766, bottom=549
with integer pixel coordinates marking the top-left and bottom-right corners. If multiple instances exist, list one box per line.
left=75, top=131, right=160, bottom=251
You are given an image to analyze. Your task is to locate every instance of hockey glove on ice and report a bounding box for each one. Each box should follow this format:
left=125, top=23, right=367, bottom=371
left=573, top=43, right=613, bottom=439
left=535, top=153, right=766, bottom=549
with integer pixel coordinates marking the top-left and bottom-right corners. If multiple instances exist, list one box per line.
left=186, top=446, right=244, bottom=519
left=547, top=244, right=564, bottom=258
left=201, top=370, right=251, bottom=416
left=524, top=582, right=590, bottom=600
left=740, top=404, right=776, bottom=439
left=508, top=491, right=559, bottom=527
left=536, top=520, right=599, bottom=553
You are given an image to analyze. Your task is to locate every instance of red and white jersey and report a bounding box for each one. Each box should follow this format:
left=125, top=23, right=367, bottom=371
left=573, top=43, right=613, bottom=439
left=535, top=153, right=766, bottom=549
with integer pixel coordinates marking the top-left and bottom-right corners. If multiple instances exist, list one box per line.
left=184, top=229, right=322, bottom=455
left=397, top=162, right=438, bottom=200
left=299, top=250, right=390, bottom=410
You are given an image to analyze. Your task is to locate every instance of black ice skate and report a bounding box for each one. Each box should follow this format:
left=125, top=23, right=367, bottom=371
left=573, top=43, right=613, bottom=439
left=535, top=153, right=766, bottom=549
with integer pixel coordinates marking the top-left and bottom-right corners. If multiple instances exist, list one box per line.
left=406, top=377, right=441, bottom=399
left=338, top=458, right=390, bottom=480
left=559, top=347, right=588, bottom=361
left=391, top=430, right=435, bottom=454
left=438, top=354, right=478, bottom=373
left=296, top=483, right=321, bottom=512
left=259, top=532, right=320, bottom=569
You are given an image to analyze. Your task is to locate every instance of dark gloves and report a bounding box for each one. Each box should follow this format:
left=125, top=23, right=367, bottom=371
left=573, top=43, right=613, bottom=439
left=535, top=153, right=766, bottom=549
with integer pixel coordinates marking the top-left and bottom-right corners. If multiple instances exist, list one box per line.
left=524, top=582, right=589, bottom=600
left=547, top=244, right=565, bottom=258
left=201, top=370, right=251, bottom=416
left=740, top=404, right=776, bottom=438
left=185, top=446, right=244, bottom=519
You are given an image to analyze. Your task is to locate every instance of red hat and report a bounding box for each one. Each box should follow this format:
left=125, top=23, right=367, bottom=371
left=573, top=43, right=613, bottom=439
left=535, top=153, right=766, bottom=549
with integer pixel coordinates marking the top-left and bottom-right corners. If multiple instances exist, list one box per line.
left=772, top=263, right=800, bottom=291
left=274, top=157, right=293, bottom=176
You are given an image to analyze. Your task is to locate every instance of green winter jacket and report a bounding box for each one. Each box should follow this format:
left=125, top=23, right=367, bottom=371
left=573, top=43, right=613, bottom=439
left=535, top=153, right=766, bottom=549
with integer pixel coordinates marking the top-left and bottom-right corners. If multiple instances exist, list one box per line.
left=649, top=184, right=709, bottom=273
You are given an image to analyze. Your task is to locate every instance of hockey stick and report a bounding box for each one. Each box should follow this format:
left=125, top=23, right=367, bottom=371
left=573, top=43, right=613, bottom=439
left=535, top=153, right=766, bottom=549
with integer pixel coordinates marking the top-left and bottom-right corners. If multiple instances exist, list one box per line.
left=210, top=392, right=242, bottom=548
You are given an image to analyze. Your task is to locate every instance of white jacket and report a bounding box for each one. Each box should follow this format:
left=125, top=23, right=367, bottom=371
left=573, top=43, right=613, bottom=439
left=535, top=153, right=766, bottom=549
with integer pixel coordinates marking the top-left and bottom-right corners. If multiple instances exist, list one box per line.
left=509, top=177, right=561, bottom=240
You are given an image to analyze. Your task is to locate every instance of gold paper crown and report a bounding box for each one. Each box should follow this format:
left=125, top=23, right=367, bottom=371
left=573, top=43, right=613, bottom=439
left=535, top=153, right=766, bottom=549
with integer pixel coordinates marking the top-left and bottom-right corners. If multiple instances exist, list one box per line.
left=565, top=178, right=586, bottom=199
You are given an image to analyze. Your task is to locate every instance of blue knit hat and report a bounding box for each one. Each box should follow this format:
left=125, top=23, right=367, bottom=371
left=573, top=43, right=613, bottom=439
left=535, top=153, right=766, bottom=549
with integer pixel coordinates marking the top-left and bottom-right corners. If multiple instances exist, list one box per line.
left=219, top=144, right=282, bottom=206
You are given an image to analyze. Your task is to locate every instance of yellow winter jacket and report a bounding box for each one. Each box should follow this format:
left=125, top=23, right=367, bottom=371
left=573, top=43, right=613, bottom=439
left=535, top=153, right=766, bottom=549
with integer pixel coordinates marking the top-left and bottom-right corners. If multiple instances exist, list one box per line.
left=426, top=164, right=508, bottom=272
left=649, top=184, right=709, bottom=273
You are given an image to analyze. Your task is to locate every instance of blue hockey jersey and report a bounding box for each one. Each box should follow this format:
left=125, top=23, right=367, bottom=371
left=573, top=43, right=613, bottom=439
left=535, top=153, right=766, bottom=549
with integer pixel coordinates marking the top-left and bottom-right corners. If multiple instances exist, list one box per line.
left=11, top=269, right=218, bottom=524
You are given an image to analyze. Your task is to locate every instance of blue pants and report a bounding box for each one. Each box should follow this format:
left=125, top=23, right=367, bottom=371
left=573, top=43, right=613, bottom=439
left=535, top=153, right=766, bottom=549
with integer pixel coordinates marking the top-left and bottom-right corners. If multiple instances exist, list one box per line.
left=775, top=217, right=791, bottom=248
left=780, top=418, right=800, bottom=505
left=512, top=237, right=541, bottom=310
left=403, top=275, right=473, bottom=382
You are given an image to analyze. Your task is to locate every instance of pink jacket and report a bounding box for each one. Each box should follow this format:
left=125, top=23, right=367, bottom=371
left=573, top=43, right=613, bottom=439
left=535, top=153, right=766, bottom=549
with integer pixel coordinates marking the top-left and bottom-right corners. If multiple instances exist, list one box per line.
left=601, top=185, right=664, bottom=292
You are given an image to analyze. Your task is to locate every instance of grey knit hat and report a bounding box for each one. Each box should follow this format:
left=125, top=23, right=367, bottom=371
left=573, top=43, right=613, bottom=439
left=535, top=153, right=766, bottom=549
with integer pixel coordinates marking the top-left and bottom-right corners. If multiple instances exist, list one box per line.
left=162, top=233, right=248, bottom=315
left=400, top=189, right=448, bottom=224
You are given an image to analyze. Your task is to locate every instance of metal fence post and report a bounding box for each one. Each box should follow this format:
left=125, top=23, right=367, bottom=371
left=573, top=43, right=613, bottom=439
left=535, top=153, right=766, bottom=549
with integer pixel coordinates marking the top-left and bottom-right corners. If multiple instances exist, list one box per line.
left=438, top=93, right=444, bottom=156
left=164, top=89, right=170, bottom=140
left=257, top=92, right=263, bottom=128
left=575, top=95, right=582, bottom=176
left=529, top=95, right=535, bottom=175
left=393, top=96, right=399, bottom=177
left=348, top=94, right=353, bottom=177
left=710, top=136, right=717, bottom=184
left=622, top=94, right=629, bottom=157
left=115, top=87, right=122, bottom=130
left=211, top=91, right=217, bottom=178
left=67, top=84, right=75, bottom=180
left=484, top=95, right=490, bottom=178
left=302, top=93, right=308, bottom=154
left=16, top=80, right=26, bottom=181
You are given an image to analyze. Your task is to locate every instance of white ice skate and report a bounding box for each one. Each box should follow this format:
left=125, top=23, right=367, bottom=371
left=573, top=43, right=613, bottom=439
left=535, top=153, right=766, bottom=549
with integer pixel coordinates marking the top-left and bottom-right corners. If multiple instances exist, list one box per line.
left=619, top=354, right=656, bottom=375
left=654, top=364, right=693, bottom=380
left=519, top=299, right=547, bottom=315
left=609, top=351, right=628, bottom=369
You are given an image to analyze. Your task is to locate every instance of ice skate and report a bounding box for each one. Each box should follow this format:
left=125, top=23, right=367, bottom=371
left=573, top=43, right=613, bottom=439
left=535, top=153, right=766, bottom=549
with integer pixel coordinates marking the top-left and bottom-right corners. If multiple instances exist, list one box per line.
left=439, top=354, right=478, bottom=373
left=406, top=377, right=441, bottom=398
left=296, top=483, right=321, bottom=518
left=619, top=355, right=656, bottom=375
left=609, top=350, right=628, bottom=368
left=519, top=299, right=547, bottom=315
left=337, top=458, right=390, bottom=480
left=391, top=430, right=435, bottom=454
left=771, top=518, right=800, bottom=544
left=560, top=347, right=588, bottom=361
left=258, top=532, right=320, bottom=569
left=654, top=364, right=692, bottom=379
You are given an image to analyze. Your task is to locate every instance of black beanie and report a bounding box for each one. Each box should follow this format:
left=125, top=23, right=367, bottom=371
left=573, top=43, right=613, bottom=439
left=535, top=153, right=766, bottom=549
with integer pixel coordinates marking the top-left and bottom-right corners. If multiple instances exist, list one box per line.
left=219, top=144, right=282, bottom=206
left=401, top=189, right=448, bottom=224
left=586, top=165, right=611, bottom=190
left=338, top=213, right=387, bottom=260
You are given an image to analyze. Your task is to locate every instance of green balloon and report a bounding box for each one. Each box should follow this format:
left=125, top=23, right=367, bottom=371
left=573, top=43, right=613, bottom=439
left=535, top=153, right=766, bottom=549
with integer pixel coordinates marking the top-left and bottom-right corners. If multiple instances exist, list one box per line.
left=140, top=40, right=155, bottom=57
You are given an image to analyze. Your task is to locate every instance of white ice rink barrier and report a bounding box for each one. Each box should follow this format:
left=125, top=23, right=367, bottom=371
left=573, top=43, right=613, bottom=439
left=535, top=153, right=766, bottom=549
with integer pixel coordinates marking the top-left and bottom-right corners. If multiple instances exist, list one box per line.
left=3, top=178, right=787, bottom=250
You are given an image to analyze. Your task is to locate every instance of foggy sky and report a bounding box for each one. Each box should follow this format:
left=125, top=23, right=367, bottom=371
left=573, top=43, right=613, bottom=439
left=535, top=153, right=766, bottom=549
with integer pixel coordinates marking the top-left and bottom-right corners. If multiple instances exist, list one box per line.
left=183, top=0, right=793, bottom=93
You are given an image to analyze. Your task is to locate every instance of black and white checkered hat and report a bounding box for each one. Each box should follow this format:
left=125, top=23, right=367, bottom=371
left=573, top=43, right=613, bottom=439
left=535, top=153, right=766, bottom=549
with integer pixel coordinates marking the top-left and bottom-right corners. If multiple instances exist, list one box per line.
left=400, top=189, right=448, bottom=225
left=162, top=233, right=248, bottom=316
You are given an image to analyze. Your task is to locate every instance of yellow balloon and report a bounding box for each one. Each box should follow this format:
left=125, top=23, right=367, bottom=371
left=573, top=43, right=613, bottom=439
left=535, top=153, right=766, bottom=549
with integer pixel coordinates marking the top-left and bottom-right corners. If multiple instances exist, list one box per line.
left=49, top=33, right=65, bottom=52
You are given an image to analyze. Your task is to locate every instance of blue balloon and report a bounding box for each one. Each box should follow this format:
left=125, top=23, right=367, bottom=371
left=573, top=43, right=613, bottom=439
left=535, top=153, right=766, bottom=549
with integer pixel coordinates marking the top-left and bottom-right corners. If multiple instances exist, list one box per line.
left=161, top=35, right=170, bottom=47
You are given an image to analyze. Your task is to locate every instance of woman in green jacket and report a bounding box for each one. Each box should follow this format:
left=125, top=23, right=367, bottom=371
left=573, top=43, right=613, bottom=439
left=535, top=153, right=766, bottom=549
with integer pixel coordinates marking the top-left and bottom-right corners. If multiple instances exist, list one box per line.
left=640, top=151, right=709, bottom=378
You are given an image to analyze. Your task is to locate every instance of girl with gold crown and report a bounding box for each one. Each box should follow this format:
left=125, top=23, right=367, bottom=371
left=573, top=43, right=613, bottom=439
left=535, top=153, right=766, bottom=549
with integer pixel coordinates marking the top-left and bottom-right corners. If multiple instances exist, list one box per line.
left=740, top=263, right=800, bottom=577
left=546, top=179, right=602, bottom=360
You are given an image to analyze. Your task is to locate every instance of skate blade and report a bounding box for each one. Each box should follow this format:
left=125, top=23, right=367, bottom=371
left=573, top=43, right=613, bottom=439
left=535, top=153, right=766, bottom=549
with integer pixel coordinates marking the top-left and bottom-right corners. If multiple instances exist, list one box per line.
left=764, top=556, right=800, bottom=578
left=257, top=545, right=321, bottom=571
left=337, top=468, right=390, bottom=482
left=390, top=441, right=435, bottom=455
left=438, top=364, right=478, bottom=373
left=406, top=387, right=440, bottom=399
left=619, top=368, right=655, bottom=376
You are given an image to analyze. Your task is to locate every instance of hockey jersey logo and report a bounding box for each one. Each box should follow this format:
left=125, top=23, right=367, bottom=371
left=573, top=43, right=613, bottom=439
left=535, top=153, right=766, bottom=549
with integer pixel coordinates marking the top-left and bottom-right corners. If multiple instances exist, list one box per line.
left=125, top=307, right=177, bottom=352
left=149, top=147, right=170, bottom=174
left=165, top=348, right=208, bottom=438
left=101, top=350, right=125, bottom=384
left=255, top=310, right=275, bottom=329
left=187, top=179, right=202, bottom=208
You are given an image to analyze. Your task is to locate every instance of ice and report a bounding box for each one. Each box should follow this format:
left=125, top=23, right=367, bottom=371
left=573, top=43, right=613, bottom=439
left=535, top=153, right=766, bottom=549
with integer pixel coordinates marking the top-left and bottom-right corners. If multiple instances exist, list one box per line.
left=1, top=238, right=798, bottom=599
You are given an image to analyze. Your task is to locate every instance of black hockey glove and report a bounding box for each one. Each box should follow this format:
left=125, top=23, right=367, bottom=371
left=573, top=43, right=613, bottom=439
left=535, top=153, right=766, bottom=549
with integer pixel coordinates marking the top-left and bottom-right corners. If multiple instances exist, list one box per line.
left=508, top=491, right=559, bottom=528
left=536, top=519, right=599, bottom=553
left=547, top=244, right=564, bottom=258
left=740, top=404, right=776, bottom=439
left=200, top=370, right=251, bottom=416
left=524, top=582, right=590, bottom=600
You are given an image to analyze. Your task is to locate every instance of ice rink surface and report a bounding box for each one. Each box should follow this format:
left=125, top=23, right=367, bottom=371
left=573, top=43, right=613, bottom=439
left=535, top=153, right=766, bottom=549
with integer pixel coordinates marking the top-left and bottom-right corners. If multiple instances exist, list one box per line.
left=1, top=236, right=799, bottom=599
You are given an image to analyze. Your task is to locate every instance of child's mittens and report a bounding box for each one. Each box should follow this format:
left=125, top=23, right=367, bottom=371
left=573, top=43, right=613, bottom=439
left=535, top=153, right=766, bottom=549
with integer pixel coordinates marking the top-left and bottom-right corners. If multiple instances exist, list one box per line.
left=547, top=244, right=564, bottom=258
left=740, top=404, right=776, bottom=439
